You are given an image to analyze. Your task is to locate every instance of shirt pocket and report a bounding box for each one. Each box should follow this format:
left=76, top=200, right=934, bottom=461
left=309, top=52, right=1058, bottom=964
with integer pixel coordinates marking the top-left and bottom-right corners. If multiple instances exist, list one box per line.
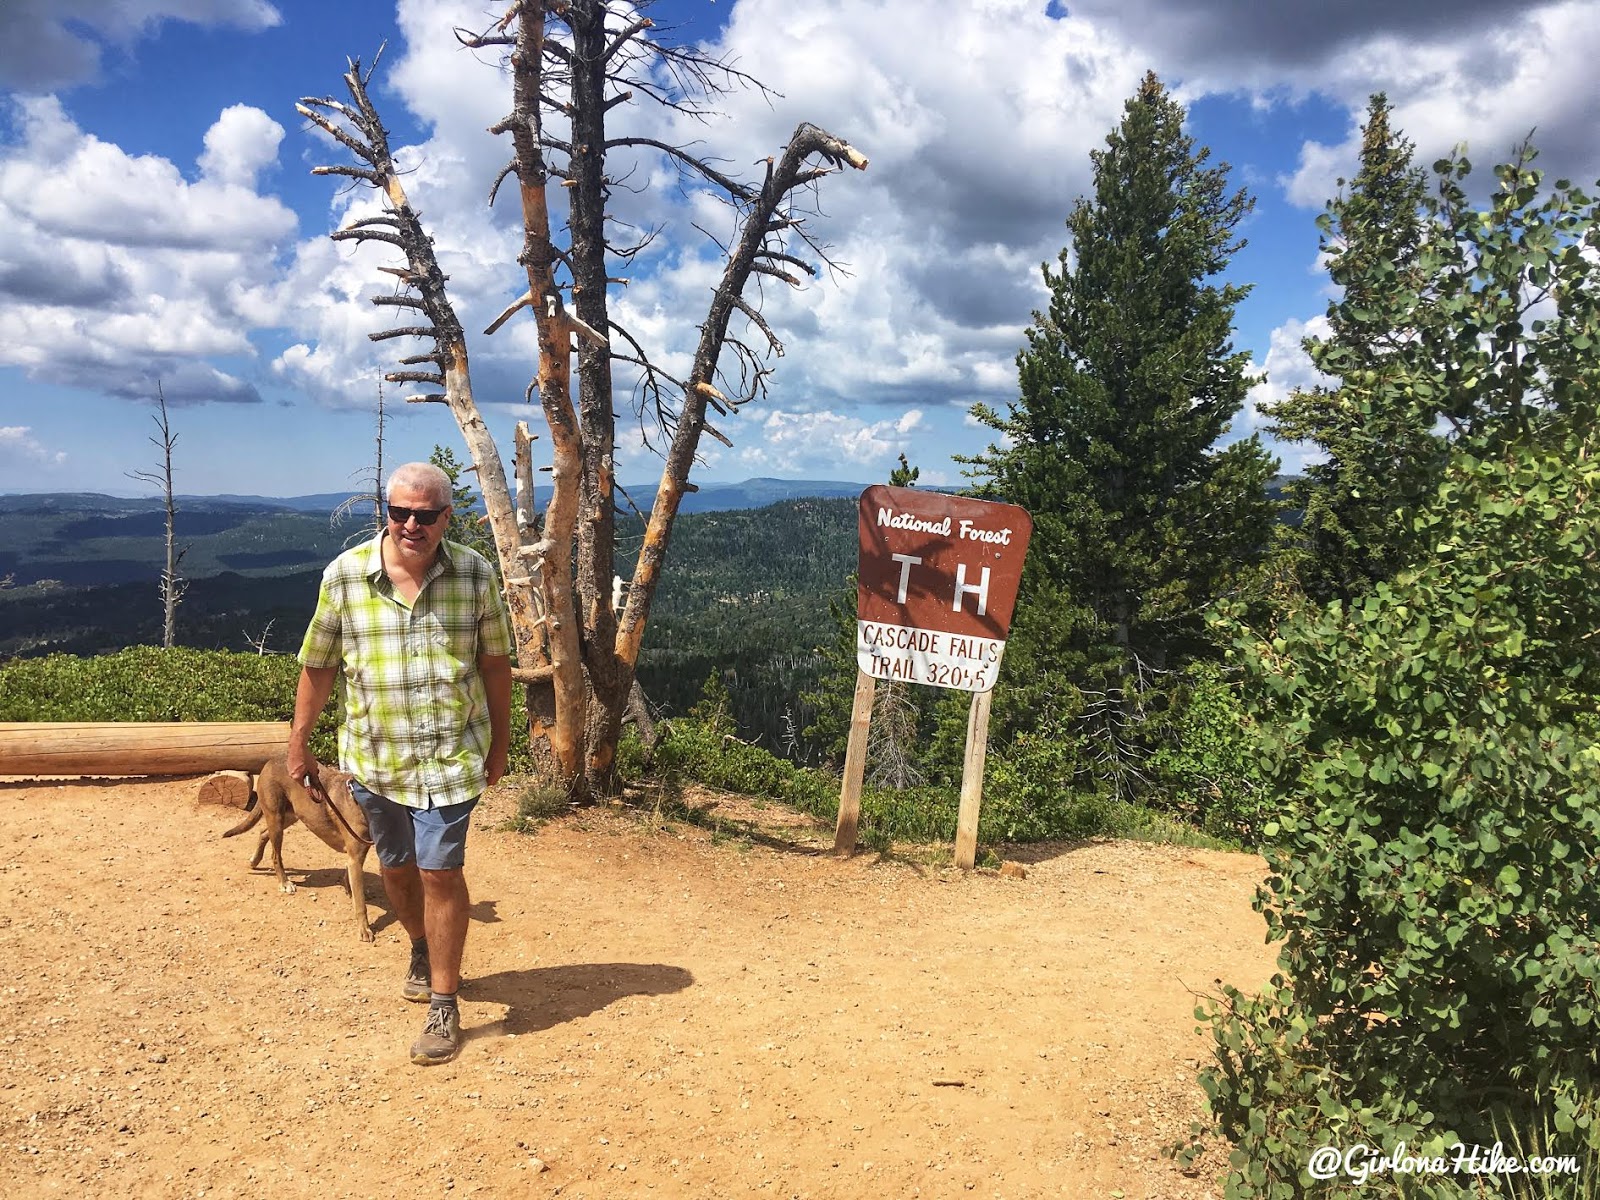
left=416, top=609, right=475, bottom=674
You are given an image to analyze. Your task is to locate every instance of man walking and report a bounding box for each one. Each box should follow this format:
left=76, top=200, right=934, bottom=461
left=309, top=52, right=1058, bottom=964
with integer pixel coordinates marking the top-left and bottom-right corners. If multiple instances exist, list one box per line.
left=287, top=461, right=512, bottom=1066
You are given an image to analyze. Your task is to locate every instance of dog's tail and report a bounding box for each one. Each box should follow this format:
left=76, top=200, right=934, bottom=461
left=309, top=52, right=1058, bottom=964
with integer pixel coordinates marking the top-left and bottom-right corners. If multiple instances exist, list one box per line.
left=221, top=786, right=262, bottom=838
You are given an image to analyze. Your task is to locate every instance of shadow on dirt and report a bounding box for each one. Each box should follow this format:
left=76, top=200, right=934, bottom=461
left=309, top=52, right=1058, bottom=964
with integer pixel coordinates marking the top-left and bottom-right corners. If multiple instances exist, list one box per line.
left=621, top=790, right=833, bottom=859
left=469, top=897, right=502, bottom=924
left=460, top=962, right=695, bottom=1040
left=227, top=863, right=401, bottom=935
left=243, top=869, right=508, bottom=937
left=993, top=839, right=1111, bottom=867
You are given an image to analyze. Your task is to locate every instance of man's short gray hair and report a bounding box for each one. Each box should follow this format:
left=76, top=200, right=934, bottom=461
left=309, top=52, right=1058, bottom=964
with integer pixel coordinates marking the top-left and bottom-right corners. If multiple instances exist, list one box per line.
left=386, top=462, right=453, bottom=507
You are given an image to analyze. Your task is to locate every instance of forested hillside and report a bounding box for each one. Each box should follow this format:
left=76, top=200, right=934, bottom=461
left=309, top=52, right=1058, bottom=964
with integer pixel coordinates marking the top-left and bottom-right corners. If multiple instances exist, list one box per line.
left=0, top=494, right=858, bottom=752
left=0, top=493, right=365, bottom=587
left=630, top=497, right=855, bottom=754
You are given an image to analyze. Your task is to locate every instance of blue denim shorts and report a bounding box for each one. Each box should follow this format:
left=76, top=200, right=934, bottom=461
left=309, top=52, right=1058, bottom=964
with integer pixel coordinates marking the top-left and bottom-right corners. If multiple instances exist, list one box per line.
left=349, top=780, right=479, bottom=871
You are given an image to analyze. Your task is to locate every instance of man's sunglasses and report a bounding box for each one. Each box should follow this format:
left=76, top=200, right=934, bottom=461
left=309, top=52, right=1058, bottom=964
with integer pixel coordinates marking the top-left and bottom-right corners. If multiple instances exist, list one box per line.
left=387, top=504, right=447, bottom=526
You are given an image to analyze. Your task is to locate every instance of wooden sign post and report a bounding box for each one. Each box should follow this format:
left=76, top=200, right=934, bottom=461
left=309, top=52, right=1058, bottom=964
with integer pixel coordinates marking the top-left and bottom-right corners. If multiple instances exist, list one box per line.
left=835, top=485, right=1032, bottom=867
left=954, top=688, right=993, bottom=868
left=832, top=670, right=876, bottom=854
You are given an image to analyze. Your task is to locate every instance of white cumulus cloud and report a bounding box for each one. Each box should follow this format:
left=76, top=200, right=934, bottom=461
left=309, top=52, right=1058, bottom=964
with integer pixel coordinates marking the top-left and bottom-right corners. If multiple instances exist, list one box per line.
left=736, top=408, right=927, bottom=477
left=0, top=424, right=68, bottom=467
left=8, top=0, right=1600, bottom=491
left=1241, top=316, right=1333, bottom=472
left=0, top=0, right=282, bottom=92
left=198, top=103, right=285, bottom=188
left=0, top=96, right=297, bottom=405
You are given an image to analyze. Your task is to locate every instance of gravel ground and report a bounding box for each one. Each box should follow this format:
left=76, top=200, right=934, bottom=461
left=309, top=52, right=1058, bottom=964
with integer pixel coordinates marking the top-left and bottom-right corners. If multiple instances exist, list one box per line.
left=0, top=775, right=1276, bottom=1198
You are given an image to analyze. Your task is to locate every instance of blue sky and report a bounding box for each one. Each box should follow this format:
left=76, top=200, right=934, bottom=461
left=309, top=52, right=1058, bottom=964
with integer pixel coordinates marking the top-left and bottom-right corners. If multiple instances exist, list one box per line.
left=2, top=0, right=1597, bottom=499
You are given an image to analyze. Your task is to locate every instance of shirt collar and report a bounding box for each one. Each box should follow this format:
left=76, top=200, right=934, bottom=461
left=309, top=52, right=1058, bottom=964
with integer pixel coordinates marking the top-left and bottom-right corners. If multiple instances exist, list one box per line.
left=362, top=529, right=456, bottom=585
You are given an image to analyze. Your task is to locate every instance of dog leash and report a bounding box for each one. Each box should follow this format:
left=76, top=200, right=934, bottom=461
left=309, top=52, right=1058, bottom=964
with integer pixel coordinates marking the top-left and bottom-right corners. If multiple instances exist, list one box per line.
left=304, top=773, right=375, bottom=846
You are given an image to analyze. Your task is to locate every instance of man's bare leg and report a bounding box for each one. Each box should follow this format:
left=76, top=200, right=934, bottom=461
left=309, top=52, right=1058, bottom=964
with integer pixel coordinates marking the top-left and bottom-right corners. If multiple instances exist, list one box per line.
left=380, top=863, right=426, bottom=942
left=420, top=867, right=470, bottom=994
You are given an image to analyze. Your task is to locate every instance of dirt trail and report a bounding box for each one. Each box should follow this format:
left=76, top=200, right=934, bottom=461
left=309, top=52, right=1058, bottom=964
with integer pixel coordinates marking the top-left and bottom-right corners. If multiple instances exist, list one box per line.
left=0, top=777, right=1276, bottom=1198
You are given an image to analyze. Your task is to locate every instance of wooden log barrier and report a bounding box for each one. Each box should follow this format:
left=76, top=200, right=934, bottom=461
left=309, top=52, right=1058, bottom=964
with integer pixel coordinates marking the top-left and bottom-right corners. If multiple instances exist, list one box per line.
left=0, top=722, right=291, bottom=777
left=196, top=770, right=254, bottom=808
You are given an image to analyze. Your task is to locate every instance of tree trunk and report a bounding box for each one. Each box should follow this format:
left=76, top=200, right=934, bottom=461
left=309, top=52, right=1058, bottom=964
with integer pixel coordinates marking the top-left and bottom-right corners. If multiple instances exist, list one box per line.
left=507, top=4, right=588, bottom=797
left=568, top=1, right=629, bottom=796
left=300, top=9, right=865, bottom=806
left=616, top=124, right=868, bottom=673
left=127, top=381, right=186, bottom=648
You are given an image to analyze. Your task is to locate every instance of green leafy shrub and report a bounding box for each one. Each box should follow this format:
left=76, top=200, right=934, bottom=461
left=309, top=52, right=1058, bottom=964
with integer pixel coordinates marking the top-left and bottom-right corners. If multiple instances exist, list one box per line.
left=647, top=714, right=821, bottom=807
left=0, top=646, right=303, bottom=724
left=613, top=728, right=647, bottom=785
left=983, top=716, right=1108, bottom=841
left=651, top=714, right=938, bottom=846
left=0, top=647, right=330, bottom=764
left=1146, top=661, right=1272, bottom=843
left=655, top=696, right=1223, bottom=853
left=0, top=647, right=539, bottom=773
left=1194, top=424, right=1600, bottom=1195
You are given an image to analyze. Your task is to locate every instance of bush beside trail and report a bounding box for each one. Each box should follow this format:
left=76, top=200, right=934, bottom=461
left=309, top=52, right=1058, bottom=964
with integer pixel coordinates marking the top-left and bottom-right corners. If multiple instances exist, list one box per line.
left=0, top=647, right=543, bottom=775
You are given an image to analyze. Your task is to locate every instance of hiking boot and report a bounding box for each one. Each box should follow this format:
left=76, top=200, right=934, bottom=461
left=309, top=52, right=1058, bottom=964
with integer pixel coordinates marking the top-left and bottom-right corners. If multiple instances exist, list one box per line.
left=410, top=1003, right=461, bottom=1066
left=403, top=948, right=431, bottom=1003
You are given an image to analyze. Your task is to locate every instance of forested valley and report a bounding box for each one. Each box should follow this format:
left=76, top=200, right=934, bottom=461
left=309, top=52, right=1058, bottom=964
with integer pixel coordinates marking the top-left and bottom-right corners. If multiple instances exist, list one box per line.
left=0, top=492, right=862, bottom=758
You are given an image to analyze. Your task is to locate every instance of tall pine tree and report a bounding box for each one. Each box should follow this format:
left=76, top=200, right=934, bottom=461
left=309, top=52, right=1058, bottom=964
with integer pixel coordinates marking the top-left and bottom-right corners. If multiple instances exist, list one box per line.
left=1264, top=94, right=1440, bottom=603
left=966, top=71, right=1276, bottom=795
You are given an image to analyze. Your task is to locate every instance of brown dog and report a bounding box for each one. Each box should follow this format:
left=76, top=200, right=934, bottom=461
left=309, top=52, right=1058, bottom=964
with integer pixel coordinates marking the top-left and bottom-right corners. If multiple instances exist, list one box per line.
left=223, top=755, right=374, bottom=942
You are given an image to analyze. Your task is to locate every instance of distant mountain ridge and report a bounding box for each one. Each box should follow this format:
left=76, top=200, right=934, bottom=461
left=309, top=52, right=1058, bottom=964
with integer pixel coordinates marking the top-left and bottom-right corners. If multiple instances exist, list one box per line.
left=0, top=480, right=875, bottom=590
left=0, top=495, right=864, bottom=702
left=670, top=477, right=869, bottom=511
left=0, top=477, right=871, bottom=517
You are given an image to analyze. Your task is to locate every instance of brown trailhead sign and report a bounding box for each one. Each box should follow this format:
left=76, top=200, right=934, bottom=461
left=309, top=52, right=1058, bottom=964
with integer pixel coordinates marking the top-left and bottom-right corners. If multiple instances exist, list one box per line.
left=857, top=485, right=1033, bottom=693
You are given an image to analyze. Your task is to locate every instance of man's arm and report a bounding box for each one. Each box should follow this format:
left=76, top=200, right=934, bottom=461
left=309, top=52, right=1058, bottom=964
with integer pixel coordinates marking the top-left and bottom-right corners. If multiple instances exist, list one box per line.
left=286, top=665, right=338, bottom=784
left=478, top=652, right=512, bottom=787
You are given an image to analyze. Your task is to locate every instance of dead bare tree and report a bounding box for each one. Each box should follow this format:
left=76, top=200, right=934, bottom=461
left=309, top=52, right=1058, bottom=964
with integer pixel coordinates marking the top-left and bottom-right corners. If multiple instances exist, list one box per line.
left=332, top=376, right=388, bottom=539
left=242, top=619, right=278, bottom=655
left=866, top=682, right=924, bottom=791
left=126, top=381, right=188, bottom=649
left=298, top=0, right=866, bottom=802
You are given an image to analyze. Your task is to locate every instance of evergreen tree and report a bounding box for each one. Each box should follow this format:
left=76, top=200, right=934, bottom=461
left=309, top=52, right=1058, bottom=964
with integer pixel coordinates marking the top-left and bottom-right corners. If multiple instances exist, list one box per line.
left=1265, top=94, right=1440, bottom=603
left=429, top=444, right=498, bottom=569
left=965, top=71, right=1276, bottom=795
left=886, top=453, right=919, bottom=488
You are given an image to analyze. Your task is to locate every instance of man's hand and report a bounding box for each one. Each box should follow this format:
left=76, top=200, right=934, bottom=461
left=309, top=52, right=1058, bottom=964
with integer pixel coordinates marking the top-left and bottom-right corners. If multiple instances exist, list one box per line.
left=485, top=742, right=509, bottom=789
left=478, top=653, right=512, bottom=790
left=288, top=664, right=338, bottom=801
left=287, top=744, right=319, bottom=790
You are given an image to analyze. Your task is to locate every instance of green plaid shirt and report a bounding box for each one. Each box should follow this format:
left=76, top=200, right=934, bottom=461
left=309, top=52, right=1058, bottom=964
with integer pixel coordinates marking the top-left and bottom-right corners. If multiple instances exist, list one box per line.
left=299, top=532, right=513, bottom=809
